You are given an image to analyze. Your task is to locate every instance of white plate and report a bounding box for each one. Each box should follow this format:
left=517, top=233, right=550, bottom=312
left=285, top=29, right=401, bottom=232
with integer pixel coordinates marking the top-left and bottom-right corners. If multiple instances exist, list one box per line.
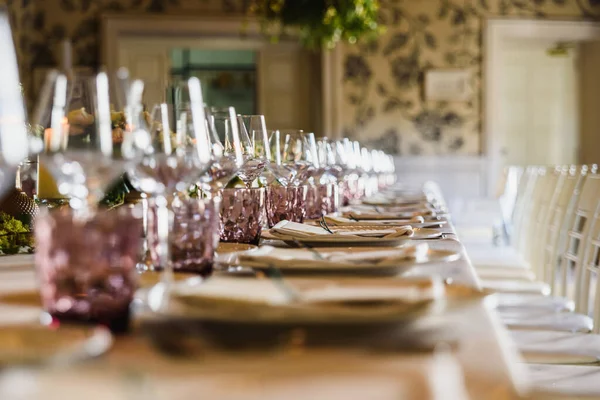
left=218, top=246, right=461, bottom=276
left=144, top=277, right=487, bottom=328
left=261, top=228, right=442, bottom=247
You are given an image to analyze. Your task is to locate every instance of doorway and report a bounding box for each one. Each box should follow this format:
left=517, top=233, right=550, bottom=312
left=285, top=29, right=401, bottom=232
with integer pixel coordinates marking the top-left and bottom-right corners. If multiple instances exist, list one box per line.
left=101, top=15, right=330, bottom=135
left=484, top=19, right=600, bottom=196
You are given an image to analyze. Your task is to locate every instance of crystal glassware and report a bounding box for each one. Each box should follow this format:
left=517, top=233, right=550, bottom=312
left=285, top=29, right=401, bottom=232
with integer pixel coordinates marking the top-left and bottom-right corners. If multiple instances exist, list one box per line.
left=147, top=194, right=220, bottom=276
left=34, top=71, right=149, bottom=215
left=281, top=130, right=318, bottom=186
left=35, top=207, right=143, bottom=333
left=0, top=11, right=40, bottom=198
left=236, top=115, right=270, bottom=187
left=201, top=106, right=244, bottom=192
left=126, top=78, right=213, bottom=286
left=265, top=184, right=307, bottom=227
left=306, top=182, right=339, bottom=219
left=219, top=187, right=265, bottom=245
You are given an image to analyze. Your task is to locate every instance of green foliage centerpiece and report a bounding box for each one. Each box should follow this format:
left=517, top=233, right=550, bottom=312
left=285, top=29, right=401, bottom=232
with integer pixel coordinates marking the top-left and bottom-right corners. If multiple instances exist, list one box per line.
left=249, top=0, right=383, bottom=48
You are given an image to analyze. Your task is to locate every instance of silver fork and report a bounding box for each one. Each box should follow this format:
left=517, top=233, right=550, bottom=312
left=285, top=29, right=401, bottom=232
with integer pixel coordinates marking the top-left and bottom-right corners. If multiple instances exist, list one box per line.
left=291, top=239, right=328, bottom=261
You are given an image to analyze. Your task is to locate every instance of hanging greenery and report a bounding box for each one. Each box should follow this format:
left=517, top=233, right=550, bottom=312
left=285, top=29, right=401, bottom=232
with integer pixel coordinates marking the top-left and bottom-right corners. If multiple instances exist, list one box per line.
left=249, top=0, right=383, bottom=49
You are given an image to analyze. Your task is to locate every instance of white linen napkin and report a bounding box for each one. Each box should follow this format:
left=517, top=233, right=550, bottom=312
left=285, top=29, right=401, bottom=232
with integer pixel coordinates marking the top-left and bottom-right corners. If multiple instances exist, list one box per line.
left=236, top=244, right=429, bottom=266
left=324, top=215, right=425, bottom=226
left=271, top=221, right=413, bottom=239
left=347, top=210, right=430, bottom=221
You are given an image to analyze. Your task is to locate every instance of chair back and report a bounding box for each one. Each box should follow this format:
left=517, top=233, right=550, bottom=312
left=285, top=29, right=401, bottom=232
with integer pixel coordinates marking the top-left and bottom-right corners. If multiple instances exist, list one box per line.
left=543, top=167, right=582, bottom=289
left=557, top=172, right=600, bottom=308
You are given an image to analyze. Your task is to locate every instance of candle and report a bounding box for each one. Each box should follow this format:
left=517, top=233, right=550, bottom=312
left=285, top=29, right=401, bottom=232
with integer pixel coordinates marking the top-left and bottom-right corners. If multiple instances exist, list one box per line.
left=37, top=161, right=63, bottom=199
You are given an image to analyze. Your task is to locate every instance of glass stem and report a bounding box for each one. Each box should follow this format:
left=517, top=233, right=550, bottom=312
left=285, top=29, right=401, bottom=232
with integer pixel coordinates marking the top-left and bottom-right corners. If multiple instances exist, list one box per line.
left=156, top=194, right=174, bottom=289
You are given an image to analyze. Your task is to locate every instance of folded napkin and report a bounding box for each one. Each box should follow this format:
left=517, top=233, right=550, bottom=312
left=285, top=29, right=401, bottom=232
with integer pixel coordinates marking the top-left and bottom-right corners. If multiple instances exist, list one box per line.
left=346, top=210, right=430, bottom=221
left=361, top=193, right=427, bottom=206
left=325, top=215, right=425, bottom=226
left=236, top=244, right=430, bottom=267
left=271, top=221, right=413, bottom=239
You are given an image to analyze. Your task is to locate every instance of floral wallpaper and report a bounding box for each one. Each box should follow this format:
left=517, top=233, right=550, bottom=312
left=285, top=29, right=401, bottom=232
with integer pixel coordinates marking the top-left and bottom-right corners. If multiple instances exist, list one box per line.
left=16, top=0, right=249, bottom=106
left=8, top=0, right=600, bottom=155
left=342, top=0, right=600, bottom=155
left=3, top=0, right=37, bottom=93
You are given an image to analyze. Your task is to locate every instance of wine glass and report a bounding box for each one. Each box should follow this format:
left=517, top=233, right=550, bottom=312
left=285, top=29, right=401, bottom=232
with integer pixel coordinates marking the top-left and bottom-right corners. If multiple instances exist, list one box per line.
left=35, top=71, right=148, bottom=216
left=316, top=138, right=338, bottom=185
left=266, top=129, right=296, bottom=186
left=200, top=106, right=243, bottom=192
left=281, top=130, right=319, bottom=186
left=126, top=77, right=213, bottom=287
left=236, top=114, right=270, bottom=187
left=0, top=10, right=30, bottom=197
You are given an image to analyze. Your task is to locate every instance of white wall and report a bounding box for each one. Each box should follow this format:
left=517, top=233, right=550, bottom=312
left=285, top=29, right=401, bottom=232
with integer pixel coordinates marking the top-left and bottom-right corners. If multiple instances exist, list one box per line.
left=394, top=155, right=488, bottom=212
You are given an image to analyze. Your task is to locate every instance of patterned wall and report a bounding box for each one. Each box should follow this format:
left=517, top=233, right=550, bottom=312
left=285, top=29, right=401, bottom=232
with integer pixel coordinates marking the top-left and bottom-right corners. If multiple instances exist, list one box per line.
left=341, top=0, right=600, bottom=155
left=13, top=0, right=600, bottom=155
left=3, top=0, right=37, bottom=94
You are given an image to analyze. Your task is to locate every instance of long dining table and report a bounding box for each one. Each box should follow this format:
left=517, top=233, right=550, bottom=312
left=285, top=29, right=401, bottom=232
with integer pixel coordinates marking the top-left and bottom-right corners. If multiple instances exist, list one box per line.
left=0, top=197, right=530, bottom=399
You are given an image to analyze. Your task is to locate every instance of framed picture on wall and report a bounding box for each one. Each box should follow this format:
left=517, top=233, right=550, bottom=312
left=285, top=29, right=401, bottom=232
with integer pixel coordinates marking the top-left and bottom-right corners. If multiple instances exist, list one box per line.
left=424, top=69, right=471, bottom=101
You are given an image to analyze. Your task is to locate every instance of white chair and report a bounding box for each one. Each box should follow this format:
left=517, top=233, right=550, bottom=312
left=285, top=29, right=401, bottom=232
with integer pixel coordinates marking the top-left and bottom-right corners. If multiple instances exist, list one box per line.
left=479, top=167, right=562, bottom=295
left=512, top=198, right=600, bottom=397
left=466, top=166, right=539, bottom=270
left=497, top=172, right=600, bottom=332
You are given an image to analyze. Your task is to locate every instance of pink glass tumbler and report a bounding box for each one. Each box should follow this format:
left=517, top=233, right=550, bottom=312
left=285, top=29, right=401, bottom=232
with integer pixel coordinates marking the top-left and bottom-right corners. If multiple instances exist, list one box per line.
left=306, top=183, right=339, bottom=219
left=266, top=185, right=308, bottom=227
left=35, top=207, right=142, bottom=334
left=219, top=187, right=266, bottom=245
left=147, top=196, right=220, bottom=276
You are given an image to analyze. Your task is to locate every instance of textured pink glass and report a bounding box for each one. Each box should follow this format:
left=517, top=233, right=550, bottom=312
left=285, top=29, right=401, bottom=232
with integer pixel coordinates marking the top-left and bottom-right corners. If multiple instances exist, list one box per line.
left=293, top=185, right=308, bottom=223
left=35, top=207, right=142, bottom=333
left=266, top=185, right=307, bottom=227
left=220, top=187, right=266, bottom=244
left=306, top=183, right=339, bottom=219
left=147, top=196, right=220, bottom=276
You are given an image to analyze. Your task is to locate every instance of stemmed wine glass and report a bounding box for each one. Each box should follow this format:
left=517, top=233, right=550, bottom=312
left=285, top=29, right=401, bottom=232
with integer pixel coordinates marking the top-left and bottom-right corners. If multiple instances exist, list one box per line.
left=0, top=10, right=30, bottom=197
left=281, top=130, right=319, bottom=186
left=34, top=71, right=149, bottom=216
left=266, top=129, right=296, bottom=186
left=200, top=106, right=244, bottom=192
left=236, top=114, right=270, bottom=187
left=126, top=77, right=213, bottom=289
